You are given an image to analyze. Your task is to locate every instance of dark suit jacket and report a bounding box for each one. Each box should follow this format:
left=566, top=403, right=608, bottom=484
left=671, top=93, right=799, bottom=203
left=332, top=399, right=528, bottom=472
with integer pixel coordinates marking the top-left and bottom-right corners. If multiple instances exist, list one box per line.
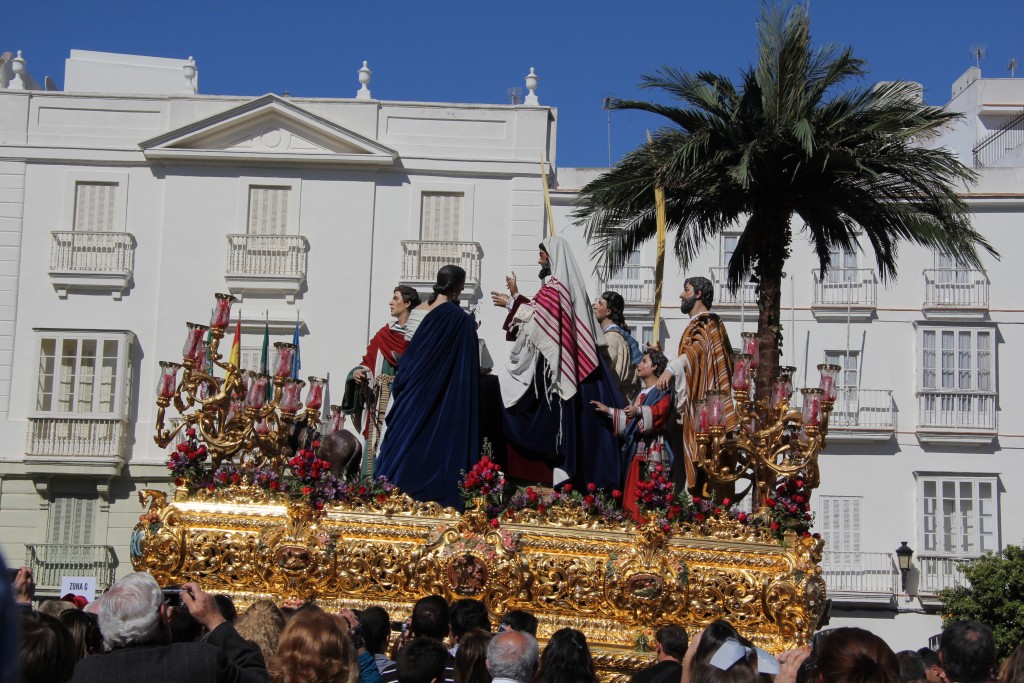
left=630, top=659, right=682, bottom=683
left=71, top=622, right=268, bottom=683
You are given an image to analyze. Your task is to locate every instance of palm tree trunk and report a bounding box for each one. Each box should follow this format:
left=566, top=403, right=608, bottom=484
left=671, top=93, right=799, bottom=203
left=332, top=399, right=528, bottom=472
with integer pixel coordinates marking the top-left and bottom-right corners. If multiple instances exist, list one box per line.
left=753, top=210, right=791, bottom=399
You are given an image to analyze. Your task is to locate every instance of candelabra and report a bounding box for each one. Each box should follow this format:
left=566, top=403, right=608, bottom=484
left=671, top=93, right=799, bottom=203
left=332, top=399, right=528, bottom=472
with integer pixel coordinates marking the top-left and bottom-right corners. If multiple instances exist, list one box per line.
left=153, top=293, right=328, bottom=472
left=693, top=331, right=839, bottom=515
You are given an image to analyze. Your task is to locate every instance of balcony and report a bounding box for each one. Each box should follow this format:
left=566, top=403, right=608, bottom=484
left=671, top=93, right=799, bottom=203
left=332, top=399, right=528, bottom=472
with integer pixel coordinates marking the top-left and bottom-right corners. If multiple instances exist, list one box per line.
left=917, top=554, right=970, bottom=597
left=224, top=234, right=309, bottom=303
left=708, top=267, right=758, bottom=321
left=811, top=268, right=877, bottom=320
left=400, top=240, right=482, bottom=300
left=25, top=544, right=118, bottom=597
left=25, top=416, right=128, bottom=477
left=923, top=269, right=990, bottom=320
left=826, top=388, right=896, bottom=442
left=820, top=551, right=899, bottom=603
left=916, top=391, right=996, bottom=445
left=49, top=231, right=135, bottom=300
left=600, top=265, right=656, bottom=310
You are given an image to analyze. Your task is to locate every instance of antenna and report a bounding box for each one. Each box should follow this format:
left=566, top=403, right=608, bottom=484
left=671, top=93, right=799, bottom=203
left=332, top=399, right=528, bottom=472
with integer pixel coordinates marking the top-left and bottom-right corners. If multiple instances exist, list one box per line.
left=507, top=87, right=522, bottom=105
left=603, top=97, right=612, bottom=168
left=1010, top=58, right=1019, bottom=78
left=970, top=44, right=988, bottom=69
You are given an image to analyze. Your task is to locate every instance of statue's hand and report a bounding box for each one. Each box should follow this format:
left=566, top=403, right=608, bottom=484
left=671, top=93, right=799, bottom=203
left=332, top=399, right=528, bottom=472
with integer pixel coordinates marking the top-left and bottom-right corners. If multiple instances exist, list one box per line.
left=590, top=400, right=610, bottom=415
left=506, top=273, right=518, bottom=296
left=490, top=291, right=510, bottom=308
left=353, top=367, right=367, bottom=384
left=656, top=372, right=673, bottom=392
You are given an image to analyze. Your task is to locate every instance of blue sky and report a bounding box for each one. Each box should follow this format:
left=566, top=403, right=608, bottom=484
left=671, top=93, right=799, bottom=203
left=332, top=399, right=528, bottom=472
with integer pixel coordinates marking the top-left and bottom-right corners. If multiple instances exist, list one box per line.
left=8, top=1, right=1024, bottom=167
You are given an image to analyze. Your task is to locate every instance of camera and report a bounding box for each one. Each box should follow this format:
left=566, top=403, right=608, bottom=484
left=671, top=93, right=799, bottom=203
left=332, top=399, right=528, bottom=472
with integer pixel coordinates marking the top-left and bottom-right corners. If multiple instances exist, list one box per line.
left=161, top=586, right=190, bottom=607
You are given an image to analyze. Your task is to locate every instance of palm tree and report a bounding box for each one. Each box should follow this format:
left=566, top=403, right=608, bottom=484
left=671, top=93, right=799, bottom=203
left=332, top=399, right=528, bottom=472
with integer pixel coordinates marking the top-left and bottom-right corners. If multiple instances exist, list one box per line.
left=574, top=3, right=997, bottom=397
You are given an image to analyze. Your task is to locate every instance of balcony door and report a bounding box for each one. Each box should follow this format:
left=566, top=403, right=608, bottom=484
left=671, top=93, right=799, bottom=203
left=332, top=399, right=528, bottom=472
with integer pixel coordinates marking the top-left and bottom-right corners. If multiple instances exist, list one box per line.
left=415, top=192, right=465, bottom=280
left=818, top=496, right=862, bottom=572
left=71, top=182, right=119, bottom=270
left=824, top=350, right=860, bottom=425
left=934, top=251, right=972, bottom=304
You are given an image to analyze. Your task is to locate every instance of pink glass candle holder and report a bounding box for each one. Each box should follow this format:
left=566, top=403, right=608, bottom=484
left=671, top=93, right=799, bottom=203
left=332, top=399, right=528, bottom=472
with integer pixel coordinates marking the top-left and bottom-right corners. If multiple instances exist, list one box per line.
left=706, top=391, right=727, bottom=428
left=818, top=363, right=840, bottom=402
left=694, top=399, right=710, bottom=434
left=225, top=398, right=244, bottom=425
left=279, top=378, right=306, bottom=413
left=326, top=405, right=344, bottom=434
left=740, top=332, right=759, bottom=370
left=182, top=323, right=208, bottom=362
left=732, top=353, right=752, bottom=392
left=245, top=373, right=270, bottom=409
left=157, top=361, right=182, bottom=399
left=305, top=377, right=326, bottom=411
left=255, top=417, right=270, bottom=435
left=274, top=342, right=297, bottom=378
left=771, top=380, right=790, bottom=407
left=210, top=293, right=237, bottom=330
left=801, top=388, right=823, bottom=427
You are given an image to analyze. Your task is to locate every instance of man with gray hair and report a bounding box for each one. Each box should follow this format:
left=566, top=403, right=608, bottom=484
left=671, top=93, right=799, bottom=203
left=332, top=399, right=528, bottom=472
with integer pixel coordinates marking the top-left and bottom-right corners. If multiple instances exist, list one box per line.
left=486, top=629, right=539, bottom=683
left=71, top=571, right=267, bottom=683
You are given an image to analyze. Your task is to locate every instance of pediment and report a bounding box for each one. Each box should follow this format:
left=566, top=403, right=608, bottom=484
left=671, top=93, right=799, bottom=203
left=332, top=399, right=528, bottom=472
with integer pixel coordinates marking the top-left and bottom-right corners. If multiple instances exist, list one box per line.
left=140, top=94, right=397, bottom=167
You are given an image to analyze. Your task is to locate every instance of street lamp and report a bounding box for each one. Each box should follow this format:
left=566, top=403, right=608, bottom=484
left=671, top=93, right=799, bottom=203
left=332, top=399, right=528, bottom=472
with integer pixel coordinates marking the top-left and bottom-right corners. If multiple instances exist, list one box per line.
left=896, top=541, right=914, bottom=593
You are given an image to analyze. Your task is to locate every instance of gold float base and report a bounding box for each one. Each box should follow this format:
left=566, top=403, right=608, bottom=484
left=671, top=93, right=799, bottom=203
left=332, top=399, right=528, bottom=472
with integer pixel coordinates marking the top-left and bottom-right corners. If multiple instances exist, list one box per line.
left=130, top=487, right=826, bottom=681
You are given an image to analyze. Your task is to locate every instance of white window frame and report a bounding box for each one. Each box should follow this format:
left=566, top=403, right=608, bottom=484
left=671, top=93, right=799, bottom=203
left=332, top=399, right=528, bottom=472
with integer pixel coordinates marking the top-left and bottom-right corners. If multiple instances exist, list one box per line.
left=625, top=319, right=655, bottom=349
left=235, top=176, right=302, bottom=235
left=824, top=350, right=860, bottom=390
left=62, top=171, right=129, bottom=233
left=408, top=180, right=476, bottom=241
left=916, top=473, right=1000, bottom=558
left=917, top=325, right=995, bottom=393
left=47, top=495, right=97, bottom=546
left=721, top=232, right=740, bottom=268
left=32, top=329, right=134, bottom=420
left=825, top=244, right=859, bottom=283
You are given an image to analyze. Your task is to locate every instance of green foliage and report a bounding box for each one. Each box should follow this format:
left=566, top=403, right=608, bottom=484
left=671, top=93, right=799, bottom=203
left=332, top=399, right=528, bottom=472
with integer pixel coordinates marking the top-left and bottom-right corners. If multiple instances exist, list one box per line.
left=939, top=545, right=1024, bottom=659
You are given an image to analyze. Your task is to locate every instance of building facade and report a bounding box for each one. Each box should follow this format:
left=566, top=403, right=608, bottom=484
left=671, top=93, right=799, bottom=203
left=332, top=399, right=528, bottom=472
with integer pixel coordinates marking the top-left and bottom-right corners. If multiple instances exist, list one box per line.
left=0, top=50, right=1021, bottom=649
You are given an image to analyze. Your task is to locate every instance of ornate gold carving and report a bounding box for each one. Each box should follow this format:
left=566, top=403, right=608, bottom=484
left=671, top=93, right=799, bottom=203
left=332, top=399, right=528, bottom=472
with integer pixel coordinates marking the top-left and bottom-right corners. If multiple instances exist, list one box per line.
left=132, top=487, right=827, bottom=679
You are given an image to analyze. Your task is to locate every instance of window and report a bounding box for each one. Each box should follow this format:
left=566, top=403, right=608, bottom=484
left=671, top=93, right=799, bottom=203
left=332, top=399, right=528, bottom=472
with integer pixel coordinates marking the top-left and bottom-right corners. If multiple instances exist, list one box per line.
left=818, top=496, right=862, bottom=555
left=420, top=192, right=464, bottom=242
left=34, top=331, right=133, bottom=417
left=626, top=320, right=655, bottom=348
left=824, top=350, right=859, bottom=389
left=920, top=328, right=993, bottom=392
left=73, top=182, right=118, bottom=233
left=825, top=245, right=858, bottom=283
left=240, top=347, right=263, bottom=373
left=247, top=186, right=290, bottom=235
left=47, top=495, right=96, bottom=545
left=721, top=233, right=739, bottom=267
left=918, top=475, right=998, bottom=556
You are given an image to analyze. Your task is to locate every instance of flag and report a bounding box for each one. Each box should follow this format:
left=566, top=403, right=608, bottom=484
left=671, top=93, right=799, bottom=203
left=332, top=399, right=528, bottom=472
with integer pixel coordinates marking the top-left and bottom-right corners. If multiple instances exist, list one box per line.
left=260, top=312, right=272, bottom=402
left=229, top=312, right=241, bottom=368
left=291, top=312, right=301, bottom=379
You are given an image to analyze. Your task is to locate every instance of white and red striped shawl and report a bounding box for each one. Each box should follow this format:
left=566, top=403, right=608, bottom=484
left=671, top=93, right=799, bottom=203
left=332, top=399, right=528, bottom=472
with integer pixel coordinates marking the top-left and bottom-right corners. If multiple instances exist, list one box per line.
left=523, top=275, right=600, bottom=400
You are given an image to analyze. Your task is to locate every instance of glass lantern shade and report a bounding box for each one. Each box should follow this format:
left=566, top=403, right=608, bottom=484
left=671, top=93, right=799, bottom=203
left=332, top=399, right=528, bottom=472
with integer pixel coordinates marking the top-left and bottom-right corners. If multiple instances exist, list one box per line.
left=694, top=399, right=710, bottom=434
left=245, top=373, right=270, bottom=409
left=818, top=363, right=840, bottom=402
left=732, top=353, right=753, bottom=392
left=279, top=378, right=306, bottom=413
left=157, top=362, right=182, bottom=399
left=305, top=377, right=327, bottom=411
left=182, top=323, right=208, bottom=361
left=326, top=405, right=344, bottom=435
left=801, top=388, right=823, bottom=427
left=706, top=391, right=727, bottom=427
left=225, top=398, right=244, bottom=425
left=740, top=332, right=759, bottom=370
left=274, top=342, right=297, bottom=379
left=210, top=293, right=236, bottom=329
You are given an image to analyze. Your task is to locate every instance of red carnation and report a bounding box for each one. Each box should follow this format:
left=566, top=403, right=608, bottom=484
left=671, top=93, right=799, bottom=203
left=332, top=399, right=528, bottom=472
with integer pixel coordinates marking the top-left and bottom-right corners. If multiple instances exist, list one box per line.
left=377, top=493, right=387, bottom=503
left=737, top=512, right=748, bottom=523
left=771, top=522, right=780, bottom=530
left=537, top=505, right=546, bottom=513
left=302, top=486, right=312, bottom=495
left=722, top=498, right=731, bottom=507
left=662, top=524, right=671, bottom=533
left=611, top=489, right=621, bottom=499
left=692, top=496, right=702, bottom=505
left=490, top=519, right=500, bottom=528
left=584, top=495, right=595, bottom=506
left=174, top=477, right=183, bottom=486
left=358, top=486, right=367, bottom=495
left=694, top=513, right=705, bottom=523
left=562, top=483, right=572, bottom=493
left=587, top=482, right=596, bottom=492
left=666, top=494, right=675, bottom=503
left=765, top=498, right=776, bottom=507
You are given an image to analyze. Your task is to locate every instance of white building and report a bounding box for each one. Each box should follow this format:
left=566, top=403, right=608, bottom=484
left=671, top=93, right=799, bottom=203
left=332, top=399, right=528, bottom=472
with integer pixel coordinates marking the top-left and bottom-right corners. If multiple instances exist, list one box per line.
left=0, top=50, right=1019, bottom=650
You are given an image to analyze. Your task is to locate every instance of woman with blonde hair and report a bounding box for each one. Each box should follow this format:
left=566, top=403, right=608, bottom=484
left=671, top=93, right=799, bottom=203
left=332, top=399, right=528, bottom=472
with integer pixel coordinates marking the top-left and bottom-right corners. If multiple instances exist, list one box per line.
left=235, top=599, right=287, bottom=665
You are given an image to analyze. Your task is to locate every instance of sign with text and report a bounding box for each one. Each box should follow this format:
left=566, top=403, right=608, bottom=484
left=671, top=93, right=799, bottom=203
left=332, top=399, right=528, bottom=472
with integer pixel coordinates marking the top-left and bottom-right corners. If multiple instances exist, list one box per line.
left=60, top=576, right=96, bottom=599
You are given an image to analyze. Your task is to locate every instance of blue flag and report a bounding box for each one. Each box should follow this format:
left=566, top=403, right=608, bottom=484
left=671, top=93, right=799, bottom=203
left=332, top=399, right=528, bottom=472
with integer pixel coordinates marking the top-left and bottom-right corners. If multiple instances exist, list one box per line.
left=291, top=315, right=301, bottom=379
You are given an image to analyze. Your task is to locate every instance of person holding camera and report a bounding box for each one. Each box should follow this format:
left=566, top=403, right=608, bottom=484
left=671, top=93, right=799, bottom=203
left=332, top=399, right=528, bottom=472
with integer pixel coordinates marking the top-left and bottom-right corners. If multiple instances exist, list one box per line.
left=70, top=571, right=268, bottom=683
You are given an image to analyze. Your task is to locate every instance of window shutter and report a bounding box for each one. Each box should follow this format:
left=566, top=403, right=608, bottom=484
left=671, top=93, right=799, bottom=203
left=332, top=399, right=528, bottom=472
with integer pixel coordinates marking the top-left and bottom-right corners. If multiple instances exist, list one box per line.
left=248, top=186, right=290, bottom=235
left=420, top=192, right=464, bottom=242
left=74, top=183, right=118, bottom=232
left=47, top=496, right=96, bottom=545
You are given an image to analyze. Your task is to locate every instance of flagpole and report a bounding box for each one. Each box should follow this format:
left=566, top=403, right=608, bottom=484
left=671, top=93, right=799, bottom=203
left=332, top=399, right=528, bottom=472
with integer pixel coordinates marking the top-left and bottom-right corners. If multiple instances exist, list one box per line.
left=540, top=156, right=555, bottom=237
left=648, top=131, right=667, bottom=349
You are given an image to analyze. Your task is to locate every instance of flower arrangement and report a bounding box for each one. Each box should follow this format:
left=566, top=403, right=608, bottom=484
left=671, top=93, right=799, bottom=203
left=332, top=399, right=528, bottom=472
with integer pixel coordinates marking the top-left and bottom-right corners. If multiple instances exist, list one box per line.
left=459, top=455, right=506, bottom=508
left=502, top=482, right=626, bottom=524
left=166, top=428, right=209, bottom=482
left=763, top=476, right=817, bottom=538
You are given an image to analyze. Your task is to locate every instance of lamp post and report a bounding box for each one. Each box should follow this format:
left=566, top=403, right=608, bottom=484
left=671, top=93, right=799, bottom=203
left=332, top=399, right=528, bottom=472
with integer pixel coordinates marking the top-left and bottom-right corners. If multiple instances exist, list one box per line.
left=896, top=541, right=914, bottom=594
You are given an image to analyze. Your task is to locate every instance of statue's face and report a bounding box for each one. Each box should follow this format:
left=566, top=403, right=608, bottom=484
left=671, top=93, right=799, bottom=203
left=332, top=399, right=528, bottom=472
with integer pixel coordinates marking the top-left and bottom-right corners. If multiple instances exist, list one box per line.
left=637, top=354, right=655, bottom=380
left=592, top=298, right=611, bottom=322
left=389, top=290, right=410, bottom=318
left=680, top=282, right=699, bottom=315
left=538, top=249, right=552, bottom=280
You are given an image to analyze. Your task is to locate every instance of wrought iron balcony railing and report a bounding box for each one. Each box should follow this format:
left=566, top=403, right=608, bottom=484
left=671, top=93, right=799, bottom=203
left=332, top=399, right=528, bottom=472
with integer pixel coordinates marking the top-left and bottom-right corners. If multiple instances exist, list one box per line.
left=400, top=240, right=482, bottom=290
left=828, top=388, right=896, bottom=431
left=820, top=551, right=899, bottom=597
left=917, top=554, right=971, bottom=595
left=811, top=268, right=878, bottom=308
left=708, top=267, right=757, bottom=307
left=25, top=544, right=118, bottom=595
left=50, top=231, right=135, bottom=274
left=923, top=269, right=990, bottom=311
left=600, top=265, right=656, bottom=308
left=225, top=234, right=308, bottom=277
left=917, top=391, right=996, bottom=431
left=26, top=416, right=128, bottom=460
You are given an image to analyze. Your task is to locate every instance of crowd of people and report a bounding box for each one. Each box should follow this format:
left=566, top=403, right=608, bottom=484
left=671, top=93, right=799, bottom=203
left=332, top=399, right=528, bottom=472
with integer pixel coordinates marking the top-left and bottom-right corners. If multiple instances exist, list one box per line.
left=7, top=564, right=1022, bottom=683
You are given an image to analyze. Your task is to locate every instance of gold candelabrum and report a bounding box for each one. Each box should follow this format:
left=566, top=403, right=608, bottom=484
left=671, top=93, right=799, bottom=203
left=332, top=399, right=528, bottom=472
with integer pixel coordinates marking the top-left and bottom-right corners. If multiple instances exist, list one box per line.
left=694, top=331, right=840, bottom=517
left=153, top=293, right=328, bottom=472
